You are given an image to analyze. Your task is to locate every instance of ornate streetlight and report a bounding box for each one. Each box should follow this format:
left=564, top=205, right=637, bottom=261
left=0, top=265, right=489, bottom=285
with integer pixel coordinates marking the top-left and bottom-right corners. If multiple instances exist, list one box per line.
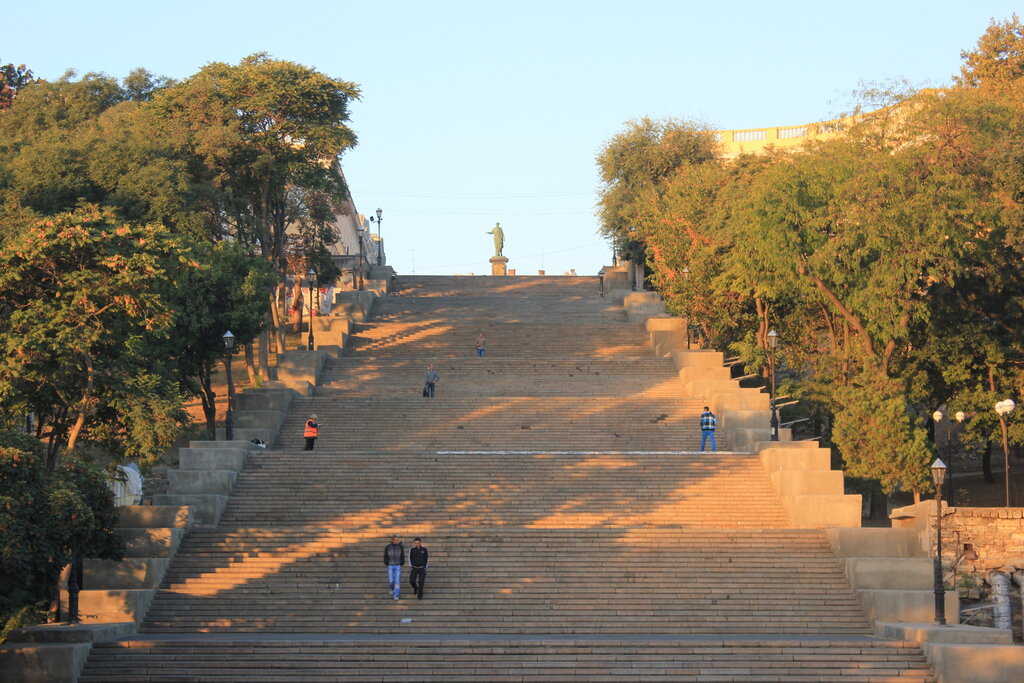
left=223, top=331, right=235, bottom=441
left=930, top=458, right=948, bottom=625
left=767, top=329, right=780, bottom=441
left=369, top=208, right=383, bottom=266
left=306, top=269, right=316, bottom=351
left=995, top=399, right=1016, bottom=507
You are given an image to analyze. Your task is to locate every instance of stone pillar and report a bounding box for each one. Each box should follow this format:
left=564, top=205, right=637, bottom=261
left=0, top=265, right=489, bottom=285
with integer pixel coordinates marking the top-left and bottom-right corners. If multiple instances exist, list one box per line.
left=490, top=256, right=509, bottom=276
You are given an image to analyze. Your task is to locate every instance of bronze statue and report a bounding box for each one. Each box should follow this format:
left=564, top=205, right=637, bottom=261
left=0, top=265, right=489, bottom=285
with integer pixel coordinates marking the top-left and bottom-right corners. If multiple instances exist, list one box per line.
left=487, top=222, right=505, bottom=258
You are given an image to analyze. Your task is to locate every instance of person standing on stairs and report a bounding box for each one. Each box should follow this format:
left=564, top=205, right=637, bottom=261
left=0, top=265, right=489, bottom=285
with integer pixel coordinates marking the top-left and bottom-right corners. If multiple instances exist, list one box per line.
left=303, top=414, right=319, bottom=451
left=424, top=364, right=440, bottom=398
left=475, top=332, right=486, bottom=358
left=409, top=537, right=429, bottom=599
left=700, top=406, right=717, bottom=452
left=384, top=536, right=405, bottom=600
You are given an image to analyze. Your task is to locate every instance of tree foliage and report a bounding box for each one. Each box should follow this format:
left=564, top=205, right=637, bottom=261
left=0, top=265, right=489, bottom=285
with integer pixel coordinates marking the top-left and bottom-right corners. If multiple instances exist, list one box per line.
left=597, top=19, right=1024, bottom=496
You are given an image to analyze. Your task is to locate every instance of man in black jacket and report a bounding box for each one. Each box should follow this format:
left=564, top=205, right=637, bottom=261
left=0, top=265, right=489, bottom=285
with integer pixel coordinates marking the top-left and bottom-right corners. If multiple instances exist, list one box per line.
left=383, top=536, right=404, bottom=600
left=409, top=537, right=429, bottom=600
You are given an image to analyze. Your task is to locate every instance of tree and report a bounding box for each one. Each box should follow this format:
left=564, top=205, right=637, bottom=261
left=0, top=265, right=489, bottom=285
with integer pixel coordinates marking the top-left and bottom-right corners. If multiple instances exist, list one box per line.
left=0, top=61, right=33, bottom=111
left=163, top=242, right=275, bottom=438
left=0, top=206, right=190, bottom=471
left=957, top=14, right=1024, bottom=91
left=154, top=54, right=360, bottom=352
left=0, top=431, right=122, bottom=633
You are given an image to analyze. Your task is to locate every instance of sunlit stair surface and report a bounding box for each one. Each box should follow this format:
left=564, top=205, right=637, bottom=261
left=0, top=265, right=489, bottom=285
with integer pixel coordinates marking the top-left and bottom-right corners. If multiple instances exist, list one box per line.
left=79, top=276, right=935, bottom=681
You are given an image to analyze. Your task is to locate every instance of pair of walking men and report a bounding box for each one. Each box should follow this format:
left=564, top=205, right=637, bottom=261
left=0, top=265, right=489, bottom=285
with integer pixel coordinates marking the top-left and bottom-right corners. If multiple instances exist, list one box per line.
left=384, top=536, right=429, bottom=600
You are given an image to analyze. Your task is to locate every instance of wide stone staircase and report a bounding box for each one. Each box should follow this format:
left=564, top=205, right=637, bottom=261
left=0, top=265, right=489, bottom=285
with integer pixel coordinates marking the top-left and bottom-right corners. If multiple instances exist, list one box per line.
left=78, top=276, right=936, bottom=681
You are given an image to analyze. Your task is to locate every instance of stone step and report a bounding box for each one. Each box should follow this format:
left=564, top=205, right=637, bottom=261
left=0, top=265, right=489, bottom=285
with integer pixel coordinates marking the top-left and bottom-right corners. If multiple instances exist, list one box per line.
left=79, top=638, right=936, bottom=682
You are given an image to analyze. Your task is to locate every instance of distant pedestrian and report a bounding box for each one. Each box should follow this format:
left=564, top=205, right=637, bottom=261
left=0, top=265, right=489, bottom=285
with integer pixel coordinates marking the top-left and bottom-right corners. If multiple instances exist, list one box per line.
left=424, top=365, right=440, bottom=398
left=409, top=537, right=429, bottom=600
left=700, top=406, right=716, bottom=452
left=303, top=414, right=319, bottom=451
left=384, top=536, right=405, bottom=600
left=475, top=332, right=486, bottom=358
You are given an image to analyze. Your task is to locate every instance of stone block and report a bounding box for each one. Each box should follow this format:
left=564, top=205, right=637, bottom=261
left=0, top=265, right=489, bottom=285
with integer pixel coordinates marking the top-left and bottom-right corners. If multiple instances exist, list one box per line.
left=4, top=622, right=136, bottom=644
left=116, top=505, right=190, bottom=529
left=669, top=349, right=725, bottom=370
left=277, top=350, right=327, bottom=389
left=758, top=446, right=832, bottom=472
left=313, top=315, right=352, bottom=344
left=679, top=366, right=732, bottom=388
left=317, top=344, right=344, bottom=359
left=710, top=388, right=769, bottom=411
left=781, top=493, right=862, bottom=528
left=858, top=588, right=959, bottom=624
left=216, top=427, right=279, bottom=444
left=166, top=469, right=237, bottom=495
left=0, top=642, right=92, bottom=683
left=876, top=621, right=1013, bottom=645
left=601, top=265, right=630, bottom=291
left=151, top=494, right=227, bottom=527
left=59, top=588, right=155, bottom=624
left=770, top=469, right=845, bottom=496
left=924, top=643, right=1024, bottom=683
left=826, top=527, right=925, bottom=558
left=116, top=527, right=184, bottom=558
left=189, top=439, right=260, bottom=451
left=235, top=389, right=295, bottom=413
left=623, top=292, right=665, bottom=323
left=234, top=409, right=286, bottom=429
left=841, top=557, right=933, bottom=589
left=80, top=558, right=171, bottom=589
left=178, top=447, right=247, bottom=471
left=729, top=427, right=772, bottom=453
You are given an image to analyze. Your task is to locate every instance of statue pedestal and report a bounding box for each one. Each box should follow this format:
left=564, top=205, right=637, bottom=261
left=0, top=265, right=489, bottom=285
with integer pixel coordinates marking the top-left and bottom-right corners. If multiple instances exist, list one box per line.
left=490, top=256, right=509, bottom=277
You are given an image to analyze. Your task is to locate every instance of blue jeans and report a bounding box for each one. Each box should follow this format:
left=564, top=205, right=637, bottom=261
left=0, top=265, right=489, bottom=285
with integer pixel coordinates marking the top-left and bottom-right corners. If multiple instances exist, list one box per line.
left=477, top=348, right=485, bottom=357
left=701, top=430, right=716, bottom=452
left=388, top=565, right=402, bottom=598
left=424, top=382, right=436, bottom=398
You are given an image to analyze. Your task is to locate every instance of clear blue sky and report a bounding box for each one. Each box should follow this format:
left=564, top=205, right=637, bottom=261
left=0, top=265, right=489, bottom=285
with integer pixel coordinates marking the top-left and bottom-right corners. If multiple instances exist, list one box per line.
left=5, top=1, right=1019, bottom=276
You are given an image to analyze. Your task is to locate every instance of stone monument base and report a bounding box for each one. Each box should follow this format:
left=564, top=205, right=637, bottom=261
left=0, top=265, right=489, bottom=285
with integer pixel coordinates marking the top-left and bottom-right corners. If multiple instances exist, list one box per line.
left=490, top=256, right=509, bottom=277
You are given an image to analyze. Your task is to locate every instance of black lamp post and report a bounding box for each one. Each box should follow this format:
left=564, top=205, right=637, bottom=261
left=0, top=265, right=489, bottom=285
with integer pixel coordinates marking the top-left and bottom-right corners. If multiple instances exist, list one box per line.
left=369, top=208, right=383, bottom=266
left=767, top=329, right=780, bottom=441
left=306, top=269, right=316, bottom=351
left=995, top=399, right=1015, bottom=507
left=931, top=457, right=948, bottom=625
left=223, top=330, right=235, bottom=441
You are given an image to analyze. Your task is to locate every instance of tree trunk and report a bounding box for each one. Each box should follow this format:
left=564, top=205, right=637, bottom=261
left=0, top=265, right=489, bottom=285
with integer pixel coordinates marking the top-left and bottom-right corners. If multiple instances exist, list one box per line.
left=244, top=342, right=257, bottom=384
left=199, top=365, right=217, bottom=440
left=258, top=330, right=271, bottom=379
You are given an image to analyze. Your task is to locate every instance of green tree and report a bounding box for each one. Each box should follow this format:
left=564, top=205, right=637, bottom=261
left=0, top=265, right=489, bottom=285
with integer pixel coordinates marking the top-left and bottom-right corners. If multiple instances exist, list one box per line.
left=0, top=206, right=190, bottom=470
left=154, top=54, right=360, bottom=351
left=0, top=61, right=33, bottom=111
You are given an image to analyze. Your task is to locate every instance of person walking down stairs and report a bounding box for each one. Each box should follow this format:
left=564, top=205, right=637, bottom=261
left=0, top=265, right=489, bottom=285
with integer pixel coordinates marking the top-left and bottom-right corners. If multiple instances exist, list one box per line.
left=303, top=414, right=319, bottom=451
left=384, top=536, right=405, bottom=600
left=409, top=537, right=429, bottom=600
left=700, top=406, right=716, bottom=452
left=475, top=332, right=486, bottom=358
left=423, top=365, right=440, bottom=398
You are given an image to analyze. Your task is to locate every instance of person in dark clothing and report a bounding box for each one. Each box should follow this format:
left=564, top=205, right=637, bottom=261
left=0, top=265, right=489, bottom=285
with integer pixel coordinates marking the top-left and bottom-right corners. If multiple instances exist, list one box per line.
left=423, top=365, right=439, bottom=398
left=383, top=536, right=404, bottom=600
left=409, top=537, right=429, bottom=600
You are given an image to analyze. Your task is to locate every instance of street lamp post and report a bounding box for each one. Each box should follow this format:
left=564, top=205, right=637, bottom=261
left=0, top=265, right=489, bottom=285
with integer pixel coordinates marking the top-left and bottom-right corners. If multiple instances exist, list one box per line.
left=307, top=269, right=316, bottom=351
left=995, top=399, right=1016, bottom=507
left=767, top=329, right=780, bottom=441
left=223, top=331, right=235, bottom=441
left=369, top=208, right=383, bottom=266
left=930, top=458, right=948, bottom=625
left=357, top=226, right=365, bottom=290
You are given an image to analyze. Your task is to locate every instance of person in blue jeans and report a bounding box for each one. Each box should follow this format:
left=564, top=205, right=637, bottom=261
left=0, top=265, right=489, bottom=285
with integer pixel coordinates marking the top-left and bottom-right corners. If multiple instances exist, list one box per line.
left=475, top=332, right=486, bottom=358
left=383, top=536, right=405, bottom=600
left=700, top=406, right=717, bottom=452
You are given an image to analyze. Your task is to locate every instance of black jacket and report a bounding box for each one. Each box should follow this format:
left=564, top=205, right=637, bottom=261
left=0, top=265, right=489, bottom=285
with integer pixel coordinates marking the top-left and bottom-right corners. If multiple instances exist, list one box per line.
left=384, top=542, right=404, bottom=566
left=410, top=546, right=429, bottom=569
